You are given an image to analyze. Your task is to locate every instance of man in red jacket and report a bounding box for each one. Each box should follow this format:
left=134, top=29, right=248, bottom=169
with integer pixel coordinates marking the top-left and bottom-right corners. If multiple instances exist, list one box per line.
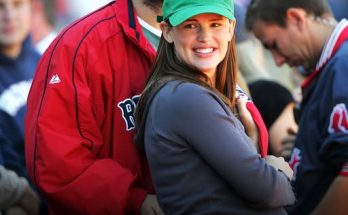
left=25, top=0, right=164, bottom=214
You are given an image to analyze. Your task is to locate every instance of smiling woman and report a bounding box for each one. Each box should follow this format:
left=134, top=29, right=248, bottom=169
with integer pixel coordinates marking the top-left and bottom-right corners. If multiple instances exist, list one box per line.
left=135, top=0, right=295, bottom=214
left=161, top=13, right=234, bottom=84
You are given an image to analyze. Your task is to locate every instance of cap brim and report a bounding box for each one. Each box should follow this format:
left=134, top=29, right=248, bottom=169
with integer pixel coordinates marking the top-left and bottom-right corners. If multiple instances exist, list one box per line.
left=169, top=5, right=234, bottom=26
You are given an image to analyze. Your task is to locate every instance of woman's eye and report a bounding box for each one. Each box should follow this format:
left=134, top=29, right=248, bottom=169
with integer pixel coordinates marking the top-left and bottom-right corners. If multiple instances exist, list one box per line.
left=212, top=23, right=221, bottom=27
left=184, top=24, right=196, bottom=29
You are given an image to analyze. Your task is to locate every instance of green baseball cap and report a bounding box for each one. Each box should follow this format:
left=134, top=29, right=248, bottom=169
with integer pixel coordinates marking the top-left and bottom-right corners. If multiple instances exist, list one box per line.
left=158, top=0, right=235, bottom=26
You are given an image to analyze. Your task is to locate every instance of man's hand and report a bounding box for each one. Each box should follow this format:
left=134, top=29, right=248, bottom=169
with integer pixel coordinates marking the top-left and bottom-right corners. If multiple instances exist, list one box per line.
left=141, top=194, right=164, bottom=215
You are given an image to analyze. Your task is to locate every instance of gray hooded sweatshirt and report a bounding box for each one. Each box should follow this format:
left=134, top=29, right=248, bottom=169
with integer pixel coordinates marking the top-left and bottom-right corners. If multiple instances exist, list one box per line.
left=136, top=80, right=295, bottom=215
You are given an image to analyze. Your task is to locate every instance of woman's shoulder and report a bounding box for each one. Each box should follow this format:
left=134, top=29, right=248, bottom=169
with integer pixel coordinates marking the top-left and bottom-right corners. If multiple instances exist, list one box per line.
left=159, top=80, right=211, bottom=98
left=154, top=80, right=225, bottom=113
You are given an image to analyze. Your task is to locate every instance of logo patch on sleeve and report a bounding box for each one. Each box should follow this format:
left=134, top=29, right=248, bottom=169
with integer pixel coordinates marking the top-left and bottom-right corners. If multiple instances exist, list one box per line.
left=117, top=95, right=140, bottom=131
left=328, top=103, right=348, bottom=134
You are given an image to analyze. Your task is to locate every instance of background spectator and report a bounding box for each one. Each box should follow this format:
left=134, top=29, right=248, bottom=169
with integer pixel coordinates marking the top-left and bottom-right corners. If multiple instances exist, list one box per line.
left=249, top=80, right=298, bottom=161
left=31, top=0, right=58, bottom=54
left=0, top=0, right=40, bottom=178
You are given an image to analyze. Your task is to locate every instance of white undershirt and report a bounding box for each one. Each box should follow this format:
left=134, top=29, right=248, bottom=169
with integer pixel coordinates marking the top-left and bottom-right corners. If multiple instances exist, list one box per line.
left=137, top=17, right=162, bottom=37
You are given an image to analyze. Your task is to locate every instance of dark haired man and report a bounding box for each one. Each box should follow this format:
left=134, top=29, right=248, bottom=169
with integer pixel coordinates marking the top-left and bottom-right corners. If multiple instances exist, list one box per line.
left=246, top=0, right=348, bottom=214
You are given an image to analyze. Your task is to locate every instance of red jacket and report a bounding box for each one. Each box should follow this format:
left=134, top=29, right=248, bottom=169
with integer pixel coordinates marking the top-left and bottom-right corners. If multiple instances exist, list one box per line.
left=25, top=0, right=156, bottom=214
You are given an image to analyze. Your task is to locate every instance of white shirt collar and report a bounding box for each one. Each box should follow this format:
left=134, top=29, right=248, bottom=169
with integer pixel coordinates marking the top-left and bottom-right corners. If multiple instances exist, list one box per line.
left=316, top=19, right=348, bottom=70
left=137, top=17, right=162, bottom=37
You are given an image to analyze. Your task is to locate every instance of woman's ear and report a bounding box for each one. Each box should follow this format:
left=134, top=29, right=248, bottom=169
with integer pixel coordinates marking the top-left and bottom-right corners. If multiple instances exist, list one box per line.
left=228, top=20, right=236, bottom=41
left=160, top=22, right=174, bottom=43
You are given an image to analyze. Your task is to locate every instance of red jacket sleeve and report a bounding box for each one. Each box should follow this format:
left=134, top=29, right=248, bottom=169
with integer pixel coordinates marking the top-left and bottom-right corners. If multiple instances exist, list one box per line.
left=246, top=101, right=269, bottom=157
